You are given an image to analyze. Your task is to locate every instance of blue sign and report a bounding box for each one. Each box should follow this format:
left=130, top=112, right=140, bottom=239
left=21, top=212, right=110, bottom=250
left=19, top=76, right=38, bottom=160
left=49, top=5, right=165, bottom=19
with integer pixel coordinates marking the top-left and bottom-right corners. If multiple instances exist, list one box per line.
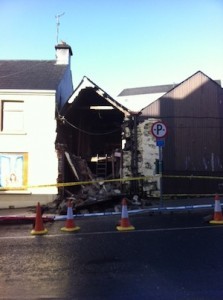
left=156, top=139, right=165, bottom=147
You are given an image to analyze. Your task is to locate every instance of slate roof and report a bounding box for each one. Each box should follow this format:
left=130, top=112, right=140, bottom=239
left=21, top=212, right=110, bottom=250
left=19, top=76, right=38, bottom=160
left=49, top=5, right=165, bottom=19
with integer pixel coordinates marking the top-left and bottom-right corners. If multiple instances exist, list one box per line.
left=118, top=84, right=178, bottom=97
left=0, top=60, right=67, bottom=90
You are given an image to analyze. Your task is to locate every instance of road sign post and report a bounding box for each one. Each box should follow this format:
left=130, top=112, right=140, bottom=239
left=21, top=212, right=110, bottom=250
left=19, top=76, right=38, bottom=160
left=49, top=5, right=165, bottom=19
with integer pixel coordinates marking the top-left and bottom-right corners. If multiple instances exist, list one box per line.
left=151, top=122, right=167, bottom=207
left=158, top=146, right=163, bottom=207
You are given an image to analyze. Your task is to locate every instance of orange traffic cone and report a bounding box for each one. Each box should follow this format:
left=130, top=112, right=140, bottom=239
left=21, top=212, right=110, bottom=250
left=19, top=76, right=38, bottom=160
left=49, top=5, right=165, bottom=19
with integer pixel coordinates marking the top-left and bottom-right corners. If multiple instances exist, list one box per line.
left=31, top=202, right=48, bottom=235
left=61, top=200, right=80, bottom=232
left=116, top=198, right=135, bottom=231
left=209, top=194, right=223, bottom=224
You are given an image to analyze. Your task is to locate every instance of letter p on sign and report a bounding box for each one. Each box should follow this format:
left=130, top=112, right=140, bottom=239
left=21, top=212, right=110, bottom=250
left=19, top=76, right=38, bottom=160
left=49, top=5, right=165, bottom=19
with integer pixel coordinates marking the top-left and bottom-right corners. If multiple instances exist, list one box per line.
left=151, top=122, right=167, bottom=138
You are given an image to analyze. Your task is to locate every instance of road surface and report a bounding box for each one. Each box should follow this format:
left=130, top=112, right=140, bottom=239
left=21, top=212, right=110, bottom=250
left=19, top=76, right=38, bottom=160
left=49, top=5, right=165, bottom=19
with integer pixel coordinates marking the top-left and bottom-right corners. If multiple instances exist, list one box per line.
left=0, top=209, right=223, bottom=299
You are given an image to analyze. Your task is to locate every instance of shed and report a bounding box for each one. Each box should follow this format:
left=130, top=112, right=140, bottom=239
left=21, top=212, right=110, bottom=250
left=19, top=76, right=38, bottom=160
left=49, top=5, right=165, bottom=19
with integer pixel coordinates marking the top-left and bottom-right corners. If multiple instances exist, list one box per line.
left=140, top=71, right=223, bottom=195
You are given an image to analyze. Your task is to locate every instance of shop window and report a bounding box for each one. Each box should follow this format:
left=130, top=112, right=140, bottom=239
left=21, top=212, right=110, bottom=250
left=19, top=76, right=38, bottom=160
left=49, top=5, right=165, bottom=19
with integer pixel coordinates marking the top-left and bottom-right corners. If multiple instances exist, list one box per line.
left=0, top=153, right=28, bottom=190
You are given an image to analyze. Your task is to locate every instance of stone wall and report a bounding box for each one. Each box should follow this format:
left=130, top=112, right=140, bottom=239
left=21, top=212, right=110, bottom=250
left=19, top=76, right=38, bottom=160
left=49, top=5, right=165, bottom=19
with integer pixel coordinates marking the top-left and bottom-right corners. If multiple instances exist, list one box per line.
left=122, top=117, right=160, bottom=197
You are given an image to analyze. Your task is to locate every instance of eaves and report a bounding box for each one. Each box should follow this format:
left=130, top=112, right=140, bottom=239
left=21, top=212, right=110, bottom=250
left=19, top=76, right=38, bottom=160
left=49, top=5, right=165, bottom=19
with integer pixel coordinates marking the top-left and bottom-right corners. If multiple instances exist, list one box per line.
left=0, top=89, right=56, bottom=96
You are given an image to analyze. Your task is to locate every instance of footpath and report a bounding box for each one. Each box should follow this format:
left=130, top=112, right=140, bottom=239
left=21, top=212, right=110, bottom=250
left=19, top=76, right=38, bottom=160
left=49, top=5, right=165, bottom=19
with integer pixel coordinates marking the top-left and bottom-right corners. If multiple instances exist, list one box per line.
left=0, top=196, right=216, bottom=217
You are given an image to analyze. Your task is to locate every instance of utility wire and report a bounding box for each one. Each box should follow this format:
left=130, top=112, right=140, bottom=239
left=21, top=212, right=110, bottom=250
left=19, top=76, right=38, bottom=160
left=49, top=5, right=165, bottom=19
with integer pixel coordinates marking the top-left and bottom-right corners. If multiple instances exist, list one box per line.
left=60, top=116, right=120, bottom=136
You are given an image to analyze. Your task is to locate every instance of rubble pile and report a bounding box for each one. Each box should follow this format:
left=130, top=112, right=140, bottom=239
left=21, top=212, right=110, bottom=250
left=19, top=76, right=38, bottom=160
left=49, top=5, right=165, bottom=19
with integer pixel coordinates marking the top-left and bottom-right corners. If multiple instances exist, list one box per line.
left=52, top=153, right=152, bottom=215
left=56, top=153, right=125, bottom=214
left=55, top=152, right=153, bottom=214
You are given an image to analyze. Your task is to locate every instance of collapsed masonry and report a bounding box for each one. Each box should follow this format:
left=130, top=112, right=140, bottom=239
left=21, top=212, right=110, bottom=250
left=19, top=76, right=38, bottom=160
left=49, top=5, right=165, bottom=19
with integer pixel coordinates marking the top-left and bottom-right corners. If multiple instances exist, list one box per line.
left=55, top=116, right=160, bottom=214
left=56, top=147, right=128, bottom=214
left=54, top=78, right=162, bottom=213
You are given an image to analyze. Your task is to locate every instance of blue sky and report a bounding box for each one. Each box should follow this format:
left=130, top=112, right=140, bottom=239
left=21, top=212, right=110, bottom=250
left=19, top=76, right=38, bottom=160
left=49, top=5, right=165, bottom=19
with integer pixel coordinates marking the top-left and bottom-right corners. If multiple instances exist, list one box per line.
left=0, top=0, right=222, bottom=97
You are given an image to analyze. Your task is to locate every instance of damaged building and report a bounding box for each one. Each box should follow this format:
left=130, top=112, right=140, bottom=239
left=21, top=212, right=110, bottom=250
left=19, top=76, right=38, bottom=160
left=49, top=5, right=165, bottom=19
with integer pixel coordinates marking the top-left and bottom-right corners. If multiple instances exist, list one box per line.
left=0, top=40, right=159, bottom=210
left=1, top=39, right=222, bottom=210
left=56, top=76, right=158, bottom=211
left=57, top=70, right=223, bottom=208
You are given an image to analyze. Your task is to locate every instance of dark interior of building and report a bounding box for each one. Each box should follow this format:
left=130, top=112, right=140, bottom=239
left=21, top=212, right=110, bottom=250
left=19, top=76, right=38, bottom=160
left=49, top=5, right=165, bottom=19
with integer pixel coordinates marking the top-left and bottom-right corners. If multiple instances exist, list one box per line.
left=57, top=87, right=125, bottom=181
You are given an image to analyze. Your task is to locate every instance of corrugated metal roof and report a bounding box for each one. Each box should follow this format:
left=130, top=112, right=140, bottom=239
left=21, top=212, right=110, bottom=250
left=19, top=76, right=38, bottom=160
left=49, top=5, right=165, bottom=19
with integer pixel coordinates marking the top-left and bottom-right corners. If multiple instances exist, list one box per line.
left=118, top=84, right=178, bottom=97
left=0, top=60, right=67, bottom=90
left=140, top=71, right=222, bottom=115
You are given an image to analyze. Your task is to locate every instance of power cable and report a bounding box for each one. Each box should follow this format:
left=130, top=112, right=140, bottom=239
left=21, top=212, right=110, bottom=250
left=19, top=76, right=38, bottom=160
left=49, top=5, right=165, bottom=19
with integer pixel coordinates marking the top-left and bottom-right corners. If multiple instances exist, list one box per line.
left=59, top=116, right=120, bottom=136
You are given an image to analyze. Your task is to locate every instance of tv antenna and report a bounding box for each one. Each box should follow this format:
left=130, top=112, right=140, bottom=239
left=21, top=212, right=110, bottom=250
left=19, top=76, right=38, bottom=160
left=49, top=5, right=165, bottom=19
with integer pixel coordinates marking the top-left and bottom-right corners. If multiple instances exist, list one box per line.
left=55, top=12, right=65, bottom=44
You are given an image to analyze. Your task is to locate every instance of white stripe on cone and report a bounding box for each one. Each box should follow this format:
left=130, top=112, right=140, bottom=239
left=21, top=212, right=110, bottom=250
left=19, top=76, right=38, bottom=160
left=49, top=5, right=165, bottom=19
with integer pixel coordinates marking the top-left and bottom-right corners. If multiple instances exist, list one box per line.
left=67, top=207, right=73, bottom=219
left=122, top=204, right=128, bottom=218
left=215, top=200, right=222, bottom=212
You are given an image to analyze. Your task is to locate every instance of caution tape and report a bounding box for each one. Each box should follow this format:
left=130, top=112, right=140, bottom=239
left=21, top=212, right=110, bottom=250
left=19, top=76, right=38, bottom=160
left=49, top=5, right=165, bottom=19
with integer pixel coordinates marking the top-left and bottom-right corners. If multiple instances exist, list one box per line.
left=1, top=174, right=223, bottom=191
left=0, top=176, right=157, bottom=191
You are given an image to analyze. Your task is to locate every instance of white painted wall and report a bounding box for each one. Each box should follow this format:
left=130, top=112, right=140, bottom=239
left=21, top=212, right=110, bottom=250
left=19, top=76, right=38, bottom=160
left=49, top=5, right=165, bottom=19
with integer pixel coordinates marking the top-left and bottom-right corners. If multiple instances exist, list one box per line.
left=0, top=90, right=58, bottom=207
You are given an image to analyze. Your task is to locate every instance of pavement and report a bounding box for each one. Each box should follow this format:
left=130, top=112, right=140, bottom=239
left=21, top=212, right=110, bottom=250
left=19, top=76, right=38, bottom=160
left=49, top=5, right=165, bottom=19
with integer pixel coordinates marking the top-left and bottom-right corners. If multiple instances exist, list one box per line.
left=0, top=196, right=217, bottom=217
left=0, top=206, right=36, bottom=216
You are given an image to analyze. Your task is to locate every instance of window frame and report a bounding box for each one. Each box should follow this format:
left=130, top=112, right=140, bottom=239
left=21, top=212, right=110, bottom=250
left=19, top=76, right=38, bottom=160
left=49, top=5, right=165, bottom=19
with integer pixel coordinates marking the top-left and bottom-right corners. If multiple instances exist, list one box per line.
left=1, top=100, right=25, bottom=133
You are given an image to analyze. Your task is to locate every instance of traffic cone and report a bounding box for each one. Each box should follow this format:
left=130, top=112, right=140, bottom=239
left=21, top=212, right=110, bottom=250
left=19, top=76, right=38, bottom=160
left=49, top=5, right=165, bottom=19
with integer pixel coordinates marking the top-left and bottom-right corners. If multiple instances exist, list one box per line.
left=61, top=200, right=80, bottom=232
left=209, top=194, right=223, bottom=224
left=31, top=202, right=48, bottom=235
left=116, top=198, right=135, bottom=231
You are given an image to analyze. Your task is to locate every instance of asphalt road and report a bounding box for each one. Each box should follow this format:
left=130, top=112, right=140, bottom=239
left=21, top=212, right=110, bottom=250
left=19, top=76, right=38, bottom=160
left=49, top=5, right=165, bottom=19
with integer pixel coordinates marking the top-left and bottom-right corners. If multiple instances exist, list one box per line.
left=1, top=209, right=223, bottom=299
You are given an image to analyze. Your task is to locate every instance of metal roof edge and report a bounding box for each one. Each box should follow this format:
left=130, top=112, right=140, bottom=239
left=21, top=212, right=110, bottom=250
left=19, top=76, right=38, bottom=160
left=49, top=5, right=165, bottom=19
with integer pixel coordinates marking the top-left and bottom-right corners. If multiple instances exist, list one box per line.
left=118, top=84, right=177, bottom=97
left=139, top=70, right=222, bottom=113
left=159, top=70, right=222, bottom=98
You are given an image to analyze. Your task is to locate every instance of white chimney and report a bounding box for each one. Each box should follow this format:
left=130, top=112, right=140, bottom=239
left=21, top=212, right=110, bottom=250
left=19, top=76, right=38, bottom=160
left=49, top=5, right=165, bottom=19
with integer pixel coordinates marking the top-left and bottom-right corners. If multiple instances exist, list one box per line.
left=55, top=42, right=73, bottom=65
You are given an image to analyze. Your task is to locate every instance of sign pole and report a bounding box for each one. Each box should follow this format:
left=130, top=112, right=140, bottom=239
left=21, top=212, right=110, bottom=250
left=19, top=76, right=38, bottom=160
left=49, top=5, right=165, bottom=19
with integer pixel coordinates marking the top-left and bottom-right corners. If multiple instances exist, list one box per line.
left=159, top=145, right=163, bottom=207
left=151, top=121, right=167, bottom=208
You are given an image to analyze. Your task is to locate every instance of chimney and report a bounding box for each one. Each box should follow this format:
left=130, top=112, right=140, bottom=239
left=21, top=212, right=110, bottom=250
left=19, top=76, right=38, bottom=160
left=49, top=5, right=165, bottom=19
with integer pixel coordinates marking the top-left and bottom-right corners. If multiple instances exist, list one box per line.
left=55, top=42, right=73, bottom=65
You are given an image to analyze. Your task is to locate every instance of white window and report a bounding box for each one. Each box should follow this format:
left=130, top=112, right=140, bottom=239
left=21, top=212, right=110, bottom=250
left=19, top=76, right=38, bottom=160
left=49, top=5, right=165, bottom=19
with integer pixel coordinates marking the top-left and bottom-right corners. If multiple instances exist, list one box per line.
left=2, top=101, right=24, bottom=132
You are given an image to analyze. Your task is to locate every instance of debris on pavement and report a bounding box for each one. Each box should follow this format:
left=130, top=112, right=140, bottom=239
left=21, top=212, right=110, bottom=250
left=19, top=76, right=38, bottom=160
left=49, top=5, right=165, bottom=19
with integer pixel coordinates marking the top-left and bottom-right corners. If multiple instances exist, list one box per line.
left=52, top=154, right=153, bottom=215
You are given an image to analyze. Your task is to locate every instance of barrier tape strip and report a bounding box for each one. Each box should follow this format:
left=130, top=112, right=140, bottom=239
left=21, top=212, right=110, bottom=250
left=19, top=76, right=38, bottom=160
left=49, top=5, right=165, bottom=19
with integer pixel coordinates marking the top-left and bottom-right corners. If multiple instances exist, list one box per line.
left=0, top=203, right=218, bottom=222
left=0, top=176, right=156, bottom=191
left=55, top=203, right=221, bottom=220
left=1, top=174, right=223, bottom=191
